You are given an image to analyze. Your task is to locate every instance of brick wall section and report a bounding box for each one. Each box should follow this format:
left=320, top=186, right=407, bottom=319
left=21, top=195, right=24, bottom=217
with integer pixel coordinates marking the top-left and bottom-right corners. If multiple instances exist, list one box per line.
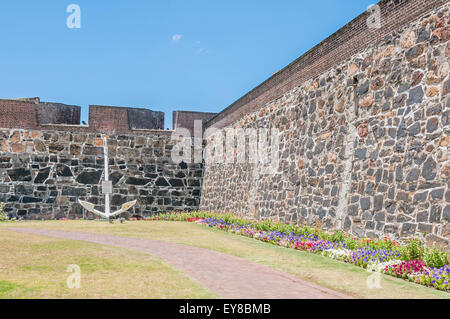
left=206, top=0, right=448, bottom=130
left=0, top=100, right=170, bottom=135
left=173, top=111, right=217, bottom=136
left=0, top=100, right=38, bottom=130
left=128, top=109, right=164, bottom=130
left=89, top=105, right=133, bottom=133
left=36, top=102, right=81, bottom=125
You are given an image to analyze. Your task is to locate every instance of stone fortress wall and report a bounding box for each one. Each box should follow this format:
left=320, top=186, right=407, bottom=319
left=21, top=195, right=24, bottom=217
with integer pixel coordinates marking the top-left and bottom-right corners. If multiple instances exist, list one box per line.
left=200, top=0, right=450, bottom=247
left=0, top=99, right=215, bottom=219
left=0, top=0, right=449, bottom=247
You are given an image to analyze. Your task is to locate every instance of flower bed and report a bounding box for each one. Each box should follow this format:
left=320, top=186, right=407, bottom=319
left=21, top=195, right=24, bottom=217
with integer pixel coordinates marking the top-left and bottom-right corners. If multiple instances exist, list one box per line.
left=148, top=212, right=450, bottom=292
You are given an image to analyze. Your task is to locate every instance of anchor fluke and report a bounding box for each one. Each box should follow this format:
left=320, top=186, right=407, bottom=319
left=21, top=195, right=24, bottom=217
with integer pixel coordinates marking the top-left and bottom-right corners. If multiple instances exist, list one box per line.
left=78, top=136, right=137, bottom=221
left=78, top=200, right=108, bottom=219
left=109, top=200, right=138, bottom=218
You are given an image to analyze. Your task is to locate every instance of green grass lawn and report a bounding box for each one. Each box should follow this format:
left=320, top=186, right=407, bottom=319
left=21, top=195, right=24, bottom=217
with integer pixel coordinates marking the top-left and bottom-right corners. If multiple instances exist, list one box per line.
left=0, top=228, right=217, bottom=299
left=2, top=220, right=449, bottom=299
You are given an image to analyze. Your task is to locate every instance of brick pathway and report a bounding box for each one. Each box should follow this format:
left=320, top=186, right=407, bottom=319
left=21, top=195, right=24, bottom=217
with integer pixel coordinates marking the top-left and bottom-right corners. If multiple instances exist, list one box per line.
left=7, top=227, right=352, bottom=299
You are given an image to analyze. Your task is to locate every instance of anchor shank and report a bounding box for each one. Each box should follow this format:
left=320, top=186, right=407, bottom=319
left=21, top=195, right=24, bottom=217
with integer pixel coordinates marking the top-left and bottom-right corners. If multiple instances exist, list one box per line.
left=103, top=136, right=111, bottom=218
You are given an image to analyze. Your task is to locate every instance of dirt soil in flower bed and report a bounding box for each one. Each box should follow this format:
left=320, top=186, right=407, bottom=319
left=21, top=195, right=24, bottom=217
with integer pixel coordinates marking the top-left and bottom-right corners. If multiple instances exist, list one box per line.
left=6, top=227, right=350, bottom=299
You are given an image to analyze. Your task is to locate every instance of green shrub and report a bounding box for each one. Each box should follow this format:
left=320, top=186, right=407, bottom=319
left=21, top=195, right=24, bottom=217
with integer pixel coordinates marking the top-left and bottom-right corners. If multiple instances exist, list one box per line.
left=424, top=247, right=449, bottom=269
left=327, top=230, right=346, bottom=243
left=400, top=238, right=425, bottom=261
left=344, top=237, right=359, bottom=250
left=0, top=203, right=8, bottom=221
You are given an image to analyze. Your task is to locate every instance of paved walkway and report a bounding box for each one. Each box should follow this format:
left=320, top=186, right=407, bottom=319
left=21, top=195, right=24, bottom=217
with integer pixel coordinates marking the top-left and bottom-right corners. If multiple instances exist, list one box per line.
left=6, top=227, right=351, bottom=299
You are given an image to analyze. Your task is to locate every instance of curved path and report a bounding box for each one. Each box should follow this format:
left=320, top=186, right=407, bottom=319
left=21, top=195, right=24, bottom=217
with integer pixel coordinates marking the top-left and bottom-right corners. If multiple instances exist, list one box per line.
left=7, top=227, right=351, bottom=299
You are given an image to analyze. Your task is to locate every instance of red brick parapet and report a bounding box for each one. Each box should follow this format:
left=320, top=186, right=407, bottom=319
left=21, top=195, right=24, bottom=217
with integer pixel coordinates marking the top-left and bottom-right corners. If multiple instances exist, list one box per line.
left=0, top=99, right=172, bottom=136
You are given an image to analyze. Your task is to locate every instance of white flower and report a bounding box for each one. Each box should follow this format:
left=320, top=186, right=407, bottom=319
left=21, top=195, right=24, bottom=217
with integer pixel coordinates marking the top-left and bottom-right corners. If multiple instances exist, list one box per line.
left=366, top=259, right=402, bottom=273
left=322, top=249, right=353, bottom=261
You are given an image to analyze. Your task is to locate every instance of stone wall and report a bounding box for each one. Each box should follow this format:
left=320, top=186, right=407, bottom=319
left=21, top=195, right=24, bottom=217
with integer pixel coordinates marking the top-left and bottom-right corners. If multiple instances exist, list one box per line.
left=0, top=129, right=202, bottom=219
left=200, top=2, right=450, bottom=246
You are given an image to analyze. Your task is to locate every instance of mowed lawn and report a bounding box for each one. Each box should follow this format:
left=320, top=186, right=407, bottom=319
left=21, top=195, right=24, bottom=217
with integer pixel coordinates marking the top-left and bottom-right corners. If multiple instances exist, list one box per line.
left=1, top=220, right=449, bottom=299
left=0, top=228, right=217, bottom=299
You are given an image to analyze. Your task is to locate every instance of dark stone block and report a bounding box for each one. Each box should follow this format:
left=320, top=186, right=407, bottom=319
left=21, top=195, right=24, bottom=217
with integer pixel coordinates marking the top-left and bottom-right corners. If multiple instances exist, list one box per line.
left=398, top=84, right=409, bottom=94
left=14, top=185, right=33, bottom=195
left=406, top=168, right=420, bottom=182
left=179, top=161, right=188, bottom=169
left=62, top=186, right=87, bottom=197
left=56, top=164, right=73, bottom=177
left=330, top=186, right=338, bottom=196
left=110, top=171, right=123, bottom=185
left=426, top=119, right=440, bottom=136
left=384, top=224, right=398, bottom=234
left=430, top=206, right=442, bottom=223
left=418, top=223, right=432, bottom=234
left=442, top=110, right=449, bottom=126
left=76, top=170, right=103, bottom=185
left=141, top=197, right=154, bottom=205
left=22, top=196, right=43, bottom=203
left=124, top=177, right=151, bottom=186
left=7, top=195, right=20, bottom=202
left=407, top=122, right=421, bottom=136
left=111, top=194, right=126, bottom=206
left=360, top=197, right=371, bottom=211
left=374, top=195, right=384, bottom=211
left=354, top=148, right=367, bottom=161
left=407, top=86, right=424, bottom=105
left=169, top=179, right=184, bottom=187
left=418, top=182, right=441, bottom=190
left=184, top=198, right=197, bottom=206
left=0, top=185, right=9, bottom=193
left=157, top=190, right=169, bottom=196
left=426, top=103, right=442, bottom=116
left=414, top=192, right=428, bottom=203
left=374, top=212, right=385, bottom=222
left=155, top=177, right=170, bottom=187
left=188, top=179, right=200, bottom=187
left=362, top=212, right=372, bottom=221
left=347, top=204, right=358, bottom=216
left=49, top=143, right=65, bottom=153
left=400, top=223, right=417, bottom=237
left=83, top=146, right=103, bottom=156
left=395, top=165, right=403, bottom=182
left=422, top=157, right=437, bottom=181
left=417, top=211, right=429, bottom=223
left=443, top=205, right=450, bottom=221
left=357, top=81, right=370, bottom=96
left=430, top=188, right=444, bottom=200
left=378, top=184, right=388, bottom=193
left=175, top=171, right=186, bottom=178
left=405, top=44, right=424, bottom=61
left=7, top=168, right=32, bottom=182
left=417, top=27, right=430, bottom=42
left=325, top=164, right=334, bottom=174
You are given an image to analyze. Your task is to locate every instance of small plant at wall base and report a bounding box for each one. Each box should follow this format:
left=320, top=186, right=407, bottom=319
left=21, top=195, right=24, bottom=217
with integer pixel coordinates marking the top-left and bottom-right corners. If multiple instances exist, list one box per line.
left=0, top=203, right=8, bottom=221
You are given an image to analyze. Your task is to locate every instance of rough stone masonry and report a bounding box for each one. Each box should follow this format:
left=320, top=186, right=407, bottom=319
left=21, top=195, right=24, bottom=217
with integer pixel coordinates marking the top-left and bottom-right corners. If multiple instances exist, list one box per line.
left=0, top=102, right=214, bottom=219
left=0, top=0, right=449, bottom=248
left=200, top=0, right=450, bottom=248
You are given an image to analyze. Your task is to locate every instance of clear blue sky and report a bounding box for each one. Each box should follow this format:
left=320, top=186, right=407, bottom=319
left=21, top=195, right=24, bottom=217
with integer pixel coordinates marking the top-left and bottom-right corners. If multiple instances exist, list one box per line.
left=0, top=0, right=376, bottom=128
